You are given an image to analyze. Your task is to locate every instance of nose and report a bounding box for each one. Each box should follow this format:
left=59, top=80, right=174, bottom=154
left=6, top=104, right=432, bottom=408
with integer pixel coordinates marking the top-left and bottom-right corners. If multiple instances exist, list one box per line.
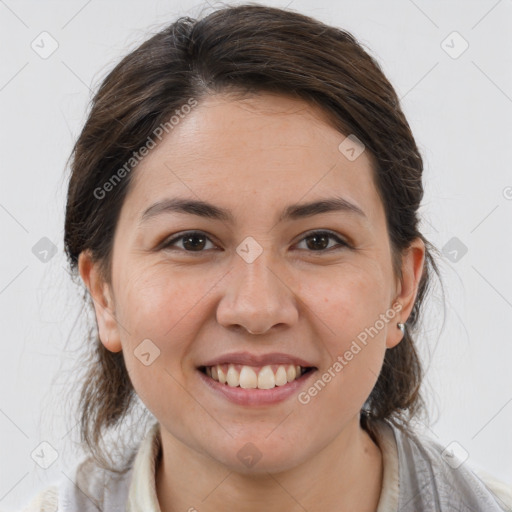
left=216, top=248, right=299, bottom=335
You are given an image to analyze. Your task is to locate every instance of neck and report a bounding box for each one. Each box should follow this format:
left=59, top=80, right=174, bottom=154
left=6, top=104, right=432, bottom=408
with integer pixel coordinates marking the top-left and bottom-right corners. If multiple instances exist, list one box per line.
left=155, top=415, right=383, bottom=512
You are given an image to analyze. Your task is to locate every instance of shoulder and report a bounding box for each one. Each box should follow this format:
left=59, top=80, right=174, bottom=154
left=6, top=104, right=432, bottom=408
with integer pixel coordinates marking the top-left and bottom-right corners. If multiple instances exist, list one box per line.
left=473, top=467, right=512, bottom=511
left=20, top=486, right=58, bottom=512
left=20, top=423, right=158, bottom=512
left=384, top=420, right=512, bottom=511
left=20, top=455, right=135, bottom=512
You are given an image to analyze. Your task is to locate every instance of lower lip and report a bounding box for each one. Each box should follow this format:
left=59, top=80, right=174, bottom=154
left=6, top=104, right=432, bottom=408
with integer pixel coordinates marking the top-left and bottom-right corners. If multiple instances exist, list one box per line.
left=197, top=369, right=317, bottom=406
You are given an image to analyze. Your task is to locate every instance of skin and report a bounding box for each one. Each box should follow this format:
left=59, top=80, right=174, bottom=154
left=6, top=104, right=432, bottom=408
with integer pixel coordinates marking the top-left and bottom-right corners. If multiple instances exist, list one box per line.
left=79, top=92, right=425, bottom=511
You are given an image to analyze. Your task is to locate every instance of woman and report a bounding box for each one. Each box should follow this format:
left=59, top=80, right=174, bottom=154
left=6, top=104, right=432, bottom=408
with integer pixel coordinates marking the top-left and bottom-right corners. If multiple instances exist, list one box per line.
left=22, top=3, right=512, bottom=511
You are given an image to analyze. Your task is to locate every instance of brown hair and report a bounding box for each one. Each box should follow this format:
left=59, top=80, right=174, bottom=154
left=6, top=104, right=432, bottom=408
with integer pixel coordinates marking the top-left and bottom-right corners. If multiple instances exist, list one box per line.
left=64, top=2, right=443, bottom=472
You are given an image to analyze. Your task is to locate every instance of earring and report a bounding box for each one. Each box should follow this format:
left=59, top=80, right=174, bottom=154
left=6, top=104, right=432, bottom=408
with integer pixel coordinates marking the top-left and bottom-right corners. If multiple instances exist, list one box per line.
left=397, top=322, right=405, bottom=334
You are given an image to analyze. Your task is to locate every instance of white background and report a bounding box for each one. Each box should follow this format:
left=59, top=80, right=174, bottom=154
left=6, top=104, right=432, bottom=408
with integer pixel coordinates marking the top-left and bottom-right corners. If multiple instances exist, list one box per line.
left=1, top=0, right=511, bottom=509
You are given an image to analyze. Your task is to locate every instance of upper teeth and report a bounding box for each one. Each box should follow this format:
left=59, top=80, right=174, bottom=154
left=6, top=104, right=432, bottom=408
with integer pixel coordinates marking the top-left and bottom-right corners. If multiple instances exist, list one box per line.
left=205, top=364, right=304, bottom=389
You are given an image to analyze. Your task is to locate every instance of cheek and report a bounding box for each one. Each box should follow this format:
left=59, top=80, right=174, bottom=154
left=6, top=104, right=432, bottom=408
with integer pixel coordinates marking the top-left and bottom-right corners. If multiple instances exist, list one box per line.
left=300, top=266, right=390, bottom=390
left=113, top=266, right=210, bottom=416
left=300, top=263, right=390, bottom=339
left=115, top=265, right=204, bottom=333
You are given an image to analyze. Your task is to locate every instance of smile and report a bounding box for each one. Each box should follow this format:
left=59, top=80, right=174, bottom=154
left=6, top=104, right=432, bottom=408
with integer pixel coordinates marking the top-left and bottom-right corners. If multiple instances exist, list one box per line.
left=199, top=363, right=315, bottom=389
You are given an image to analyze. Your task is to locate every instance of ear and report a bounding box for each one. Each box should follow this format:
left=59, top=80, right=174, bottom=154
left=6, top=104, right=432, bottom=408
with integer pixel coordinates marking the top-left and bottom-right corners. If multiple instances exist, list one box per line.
left=386, top=237, right=426, bottom=349
left=78, top=250, right=123, bottom=353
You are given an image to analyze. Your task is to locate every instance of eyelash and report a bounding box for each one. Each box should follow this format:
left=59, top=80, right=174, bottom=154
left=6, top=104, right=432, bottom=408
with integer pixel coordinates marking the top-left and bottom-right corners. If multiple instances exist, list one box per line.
left=160, top=230, right=350, bottom=254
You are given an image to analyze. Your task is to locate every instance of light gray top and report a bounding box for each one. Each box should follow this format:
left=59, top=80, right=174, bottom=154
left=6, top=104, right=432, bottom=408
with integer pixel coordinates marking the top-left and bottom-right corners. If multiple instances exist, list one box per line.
left=21, top=419, right=512, bottom=511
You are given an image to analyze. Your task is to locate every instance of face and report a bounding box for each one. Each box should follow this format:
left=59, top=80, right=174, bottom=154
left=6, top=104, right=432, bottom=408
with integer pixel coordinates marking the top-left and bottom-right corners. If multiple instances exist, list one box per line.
left=81, top=92, right=424, bottom=474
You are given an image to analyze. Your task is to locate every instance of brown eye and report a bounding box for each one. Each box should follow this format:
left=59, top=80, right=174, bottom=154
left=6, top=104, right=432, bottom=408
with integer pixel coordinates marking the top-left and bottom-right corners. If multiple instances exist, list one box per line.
left=297, top=231, right=348, bottom=252
left=160, top=230, right=348, bottom=254
left=161, top=231, right=216, bottom=252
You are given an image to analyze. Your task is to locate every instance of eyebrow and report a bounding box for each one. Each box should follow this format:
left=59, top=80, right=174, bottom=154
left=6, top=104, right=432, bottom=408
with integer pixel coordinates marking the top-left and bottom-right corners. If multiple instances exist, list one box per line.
left=140, top=196, right=367, bottom=225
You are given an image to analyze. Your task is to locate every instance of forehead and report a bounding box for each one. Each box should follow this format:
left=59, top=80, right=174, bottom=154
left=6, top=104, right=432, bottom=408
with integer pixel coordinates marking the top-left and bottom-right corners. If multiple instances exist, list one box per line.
left=122, top=92, right=383, bottom=225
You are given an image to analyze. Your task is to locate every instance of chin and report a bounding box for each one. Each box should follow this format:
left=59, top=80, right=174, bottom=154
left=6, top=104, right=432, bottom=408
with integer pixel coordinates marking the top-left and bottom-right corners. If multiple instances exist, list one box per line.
left=206, top=438, right=308, bottom=475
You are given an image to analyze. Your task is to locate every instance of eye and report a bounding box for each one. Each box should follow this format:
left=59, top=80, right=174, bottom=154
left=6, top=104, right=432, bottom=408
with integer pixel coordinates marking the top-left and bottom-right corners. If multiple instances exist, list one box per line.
left=160, top=229, right=349, bottom=254
left=295, top=230, right=349, bottom=252
left=161, top=231, right=217, bottom=252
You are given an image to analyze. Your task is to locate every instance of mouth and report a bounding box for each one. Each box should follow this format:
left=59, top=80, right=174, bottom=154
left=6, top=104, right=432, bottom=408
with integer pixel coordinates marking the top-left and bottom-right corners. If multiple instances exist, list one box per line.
left=198, top=363, right=316, bottom=390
